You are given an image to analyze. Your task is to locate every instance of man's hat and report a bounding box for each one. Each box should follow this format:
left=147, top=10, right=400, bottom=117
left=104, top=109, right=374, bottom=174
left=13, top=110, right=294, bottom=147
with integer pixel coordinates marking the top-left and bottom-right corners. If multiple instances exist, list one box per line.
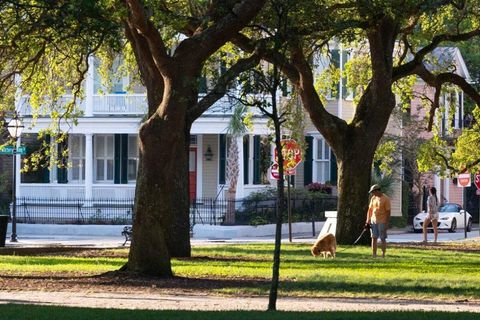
left=368, top=184, right=381, bottom=193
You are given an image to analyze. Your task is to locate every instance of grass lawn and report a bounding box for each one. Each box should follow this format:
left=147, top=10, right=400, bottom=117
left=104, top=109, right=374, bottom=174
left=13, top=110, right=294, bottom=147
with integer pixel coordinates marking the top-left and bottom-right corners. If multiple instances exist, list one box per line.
left=0, top=305, right=478, bottom=320
left=1, top=243, right=479, bottom=301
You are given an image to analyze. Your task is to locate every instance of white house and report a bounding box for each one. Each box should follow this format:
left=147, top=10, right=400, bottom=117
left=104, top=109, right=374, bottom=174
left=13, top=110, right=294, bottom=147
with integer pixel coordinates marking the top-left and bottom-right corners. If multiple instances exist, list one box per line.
left=12, top=45, right=475, bottom=224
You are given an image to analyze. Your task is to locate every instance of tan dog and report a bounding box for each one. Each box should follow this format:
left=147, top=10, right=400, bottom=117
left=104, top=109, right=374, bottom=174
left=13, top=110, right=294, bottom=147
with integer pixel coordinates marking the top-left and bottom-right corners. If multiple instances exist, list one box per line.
left=311, top=233, right=336, bottom=258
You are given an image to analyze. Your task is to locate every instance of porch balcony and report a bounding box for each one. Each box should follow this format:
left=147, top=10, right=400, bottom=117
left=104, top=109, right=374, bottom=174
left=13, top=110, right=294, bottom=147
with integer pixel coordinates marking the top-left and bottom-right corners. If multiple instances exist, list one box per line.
left=18, top=93, right=272, bottom=117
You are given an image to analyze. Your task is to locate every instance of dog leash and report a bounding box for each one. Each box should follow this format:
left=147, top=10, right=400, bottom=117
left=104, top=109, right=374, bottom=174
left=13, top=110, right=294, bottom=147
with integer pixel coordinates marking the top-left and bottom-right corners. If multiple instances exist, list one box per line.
left=334, top=224, right=370, bottom=254
left=353, top=223, right=370, bottom=245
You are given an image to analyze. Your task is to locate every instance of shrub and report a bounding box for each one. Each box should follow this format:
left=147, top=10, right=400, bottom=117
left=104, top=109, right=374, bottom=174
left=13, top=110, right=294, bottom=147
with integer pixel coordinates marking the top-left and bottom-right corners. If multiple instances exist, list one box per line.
left=306, top=182, right=332, bottom=194
left=235, top=186, right=337, bottom=225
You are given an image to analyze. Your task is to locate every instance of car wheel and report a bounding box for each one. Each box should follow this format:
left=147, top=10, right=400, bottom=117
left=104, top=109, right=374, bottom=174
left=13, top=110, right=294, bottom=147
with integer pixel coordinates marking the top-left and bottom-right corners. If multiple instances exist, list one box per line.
left=448, top=218, right=457, bottom=233
left=413, top=228, right=422, bottom=233
left=467, top=219, right=472, bottom=232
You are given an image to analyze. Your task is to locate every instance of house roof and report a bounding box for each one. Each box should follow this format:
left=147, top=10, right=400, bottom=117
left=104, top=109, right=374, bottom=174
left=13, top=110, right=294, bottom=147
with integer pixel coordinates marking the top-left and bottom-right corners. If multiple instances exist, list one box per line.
left=425, top=47, right=471, bottom=82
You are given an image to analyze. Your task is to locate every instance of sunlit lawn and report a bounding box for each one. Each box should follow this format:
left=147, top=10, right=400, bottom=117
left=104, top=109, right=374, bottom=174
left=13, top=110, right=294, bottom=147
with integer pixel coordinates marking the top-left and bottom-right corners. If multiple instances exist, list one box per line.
left=1, top=243, right=479, bottom=301
left=0, top=305, right=478, bottom=320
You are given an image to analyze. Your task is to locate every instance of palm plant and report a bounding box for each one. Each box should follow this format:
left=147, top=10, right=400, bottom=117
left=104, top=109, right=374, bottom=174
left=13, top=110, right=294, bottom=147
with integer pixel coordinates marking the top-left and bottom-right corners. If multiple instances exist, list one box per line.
left=225, top=104, right=248, bottom=224
left=371, top=171, right=395, bottom=197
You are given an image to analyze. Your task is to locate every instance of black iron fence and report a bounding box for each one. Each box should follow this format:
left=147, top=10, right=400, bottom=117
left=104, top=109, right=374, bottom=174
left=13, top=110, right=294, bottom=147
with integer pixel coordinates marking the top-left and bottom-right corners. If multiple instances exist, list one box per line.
left=9, top=198, right=135, bottom=225
left=235, top=196, right=338, bottom=225
left=2, top=195, right=338, bottom=226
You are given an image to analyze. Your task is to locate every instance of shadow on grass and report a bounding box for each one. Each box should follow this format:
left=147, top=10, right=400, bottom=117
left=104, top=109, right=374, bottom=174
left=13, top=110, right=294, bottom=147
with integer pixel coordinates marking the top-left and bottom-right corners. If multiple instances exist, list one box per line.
left=0, top=305, right=479, bottom=320
left=2, top=269, right=478, bottom=299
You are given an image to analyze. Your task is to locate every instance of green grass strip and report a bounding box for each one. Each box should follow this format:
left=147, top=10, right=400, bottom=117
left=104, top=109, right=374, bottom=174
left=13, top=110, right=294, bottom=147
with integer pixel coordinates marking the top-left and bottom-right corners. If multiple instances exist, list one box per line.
left=1, top=243, right=479, bottom=300
left=0, top=305, right=478, bottom=320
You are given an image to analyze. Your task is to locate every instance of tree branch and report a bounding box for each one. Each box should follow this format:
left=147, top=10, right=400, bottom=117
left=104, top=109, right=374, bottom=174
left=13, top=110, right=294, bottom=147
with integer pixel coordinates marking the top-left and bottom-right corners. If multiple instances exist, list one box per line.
left=124, top=23, right=164, bottom=117
left=124, top=0, right=171, bottom=74
left=188, top=53, right=261, bottom=121
left=415, top=64, right=480, bottom=130
left=289, top=43, right=348, bottom=147
left=393, top=28, right=480, bottom=81
left=174, top=0, right=266, bottom=64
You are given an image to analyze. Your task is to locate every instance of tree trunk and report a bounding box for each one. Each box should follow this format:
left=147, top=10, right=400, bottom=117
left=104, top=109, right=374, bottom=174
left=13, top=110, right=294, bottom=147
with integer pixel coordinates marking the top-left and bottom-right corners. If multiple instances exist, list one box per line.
left=335, top=147, right=375, bottom=245
left=225, top=137, right=239, bottom=224
left=268, top=122, right=286, bottom=311
left=125, top=81, right=193, bottom=276
left=333, top=90, right=395, bottom=245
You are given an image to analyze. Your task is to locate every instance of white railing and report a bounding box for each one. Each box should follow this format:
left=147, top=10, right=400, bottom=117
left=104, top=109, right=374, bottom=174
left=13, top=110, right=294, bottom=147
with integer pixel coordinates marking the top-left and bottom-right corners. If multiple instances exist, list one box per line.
left=19, top=184, right=85, bottom=199
left=18, top=95, right=85, bottom=116
left=92, top=94, right=147, bottom=115
left=92, top=184, right=136, bottom=200
left=18, top=92, right=274, bottom=117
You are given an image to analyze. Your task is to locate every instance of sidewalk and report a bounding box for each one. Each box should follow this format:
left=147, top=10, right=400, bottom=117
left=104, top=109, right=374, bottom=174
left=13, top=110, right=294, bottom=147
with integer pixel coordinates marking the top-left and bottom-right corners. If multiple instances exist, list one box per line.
left=1, top=291, right=479, bottom=312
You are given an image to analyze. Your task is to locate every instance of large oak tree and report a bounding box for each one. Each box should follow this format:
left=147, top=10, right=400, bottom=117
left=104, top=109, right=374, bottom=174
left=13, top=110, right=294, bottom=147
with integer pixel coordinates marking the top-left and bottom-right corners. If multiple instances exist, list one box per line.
left=1, top=0, right=266, bottom=276
left=235, top=0, right=480, bottom=243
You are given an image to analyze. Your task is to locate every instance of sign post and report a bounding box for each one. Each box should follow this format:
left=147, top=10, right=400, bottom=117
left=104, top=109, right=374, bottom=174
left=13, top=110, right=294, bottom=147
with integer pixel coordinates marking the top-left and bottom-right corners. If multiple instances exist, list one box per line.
left=273, top=139, right=302, bottom=242
left=475, top=173, right=480, bottom=236
left=457, top=173, right=471, bottom=239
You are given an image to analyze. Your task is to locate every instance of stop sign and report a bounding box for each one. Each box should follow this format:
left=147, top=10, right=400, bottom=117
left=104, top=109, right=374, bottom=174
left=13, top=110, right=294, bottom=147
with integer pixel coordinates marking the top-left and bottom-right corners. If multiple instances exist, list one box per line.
left=274, top=139, right=302, bottom=172
left=474, top=173, right=480, bottom=190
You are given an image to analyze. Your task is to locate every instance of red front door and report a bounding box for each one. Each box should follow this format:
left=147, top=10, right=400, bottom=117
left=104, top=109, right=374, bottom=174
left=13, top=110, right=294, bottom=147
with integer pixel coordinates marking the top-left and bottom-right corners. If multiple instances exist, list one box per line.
left=189, top=148, right=197, bottom=201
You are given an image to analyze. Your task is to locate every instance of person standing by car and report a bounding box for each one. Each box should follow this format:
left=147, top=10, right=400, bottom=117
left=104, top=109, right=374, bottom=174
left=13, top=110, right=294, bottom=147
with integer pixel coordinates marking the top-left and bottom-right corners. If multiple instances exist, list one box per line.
left=423, top=187, right=439, bottom=243
left=366, top=184, right=391, bottom=258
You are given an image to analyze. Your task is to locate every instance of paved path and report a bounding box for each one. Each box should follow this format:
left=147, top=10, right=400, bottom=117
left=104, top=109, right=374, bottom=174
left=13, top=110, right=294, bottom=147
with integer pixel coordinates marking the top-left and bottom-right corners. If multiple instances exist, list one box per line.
left=0, top=291, right=479, bottom=312
left=3, top=227, right=479, bottom=249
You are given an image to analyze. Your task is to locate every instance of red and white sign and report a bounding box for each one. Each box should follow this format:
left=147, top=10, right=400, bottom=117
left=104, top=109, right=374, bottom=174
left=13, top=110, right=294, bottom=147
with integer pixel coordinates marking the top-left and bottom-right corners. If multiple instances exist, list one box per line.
left=274, top=139, right=302, bottom=171
left=270, top=163, right=296, bottom=180
left=474, top=173, right=480, bottom=190
left=270, top=163, right=280, bottom=180
left=457, top=173, right=471, bottom=188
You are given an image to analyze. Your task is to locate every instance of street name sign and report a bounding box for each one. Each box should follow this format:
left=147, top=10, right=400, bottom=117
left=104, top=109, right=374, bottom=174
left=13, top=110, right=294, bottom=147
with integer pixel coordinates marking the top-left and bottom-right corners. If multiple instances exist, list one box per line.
left=0, top=146, right=26, bottom=155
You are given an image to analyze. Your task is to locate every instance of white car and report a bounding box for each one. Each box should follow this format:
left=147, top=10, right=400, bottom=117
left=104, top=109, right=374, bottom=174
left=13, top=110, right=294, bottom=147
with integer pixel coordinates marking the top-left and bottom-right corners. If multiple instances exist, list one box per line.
left=413, top=203, right=473, bottom=233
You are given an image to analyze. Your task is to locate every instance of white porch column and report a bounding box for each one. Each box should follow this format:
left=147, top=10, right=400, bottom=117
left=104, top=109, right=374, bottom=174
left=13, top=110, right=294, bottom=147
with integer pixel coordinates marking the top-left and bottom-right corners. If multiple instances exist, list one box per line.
left=236, top=135, right=245, bottom=199
left=196, top=134, right=203, bottom=198
left=50, top=141, right=57, bottom=183
left=85, top=55, right=94, bottom=117
left=15, top=138, right=22, bottom=198
left=338, top=44, right=343, bottom=119
left=248, top=134, right=253, bottom=185
left=85, top=133, right=93, bottom=200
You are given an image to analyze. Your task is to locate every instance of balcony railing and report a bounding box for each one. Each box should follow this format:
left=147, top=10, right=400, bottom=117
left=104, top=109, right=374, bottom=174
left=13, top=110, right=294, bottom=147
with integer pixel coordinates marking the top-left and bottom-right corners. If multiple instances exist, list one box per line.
left=92, top=94, right=147, bottom=114
left=18, top=93, right=274, bottom=117
left=18, top=95, right=85, bottom=116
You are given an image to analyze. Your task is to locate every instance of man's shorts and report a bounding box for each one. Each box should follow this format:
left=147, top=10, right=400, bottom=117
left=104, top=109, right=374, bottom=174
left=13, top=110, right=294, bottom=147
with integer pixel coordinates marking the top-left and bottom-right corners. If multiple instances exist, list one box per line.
left=370, top=223, right=387, bottom=241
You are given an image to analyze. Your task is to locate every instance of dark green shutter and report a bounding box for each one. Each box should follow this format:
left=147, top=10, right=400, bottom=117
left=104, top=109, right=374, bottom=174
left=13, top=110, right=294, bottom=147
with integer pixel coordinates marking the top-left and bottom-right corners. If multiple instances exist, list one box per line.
left=281, top=78, right=288, bottom=97
left=114, top=134, right=120, bottom=184
left=330, top=149, right=337, bottom=186
left=253, top=135, right=260, bottom=184
left=57, top=136, right=68, bottom=184
left=331, top=49, right=340, bottom=99
left=121, top=134, right=128, bottom=184
left=243, top=136, right=249, bottom=184
left=114, top=134, right=128, bottom=184
left=304, top=136, right=313, bottom=185
left=42, top=135, right=51, bottom=183
left=219, top=134, right=226, bottom=184
left=341, top=51, right=348, bottom=99
left=198, top=75, right=207, bottom=94
left=331, top=49, right=340, bottom=68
